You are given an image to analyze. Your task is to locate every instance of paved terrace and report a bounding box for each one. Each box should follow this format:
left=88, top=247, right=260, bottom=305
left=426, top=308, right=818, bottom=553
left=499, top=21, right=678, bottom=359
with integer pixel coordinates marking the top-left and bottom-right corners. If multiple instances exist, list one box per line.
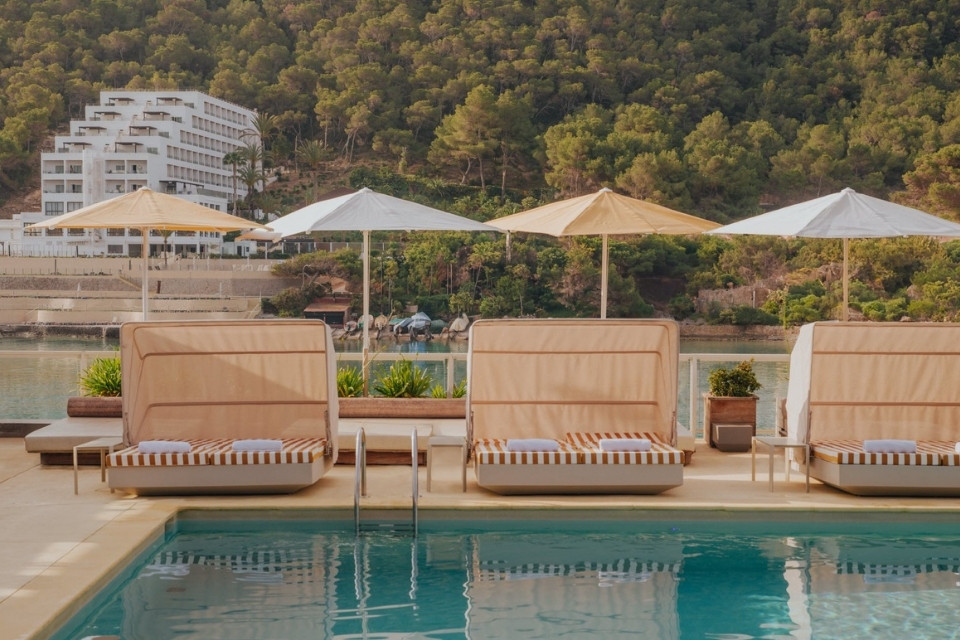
left=2, top=438, right=959, bottom=640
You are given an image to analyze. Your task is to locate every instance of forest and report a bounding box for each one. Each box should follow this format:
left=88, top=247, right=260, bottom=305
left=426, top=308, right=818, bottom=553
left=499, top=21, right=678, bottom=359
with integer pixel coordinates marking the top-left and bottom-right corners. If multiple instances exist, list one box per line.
left=4, top=0, right=960, bottom=324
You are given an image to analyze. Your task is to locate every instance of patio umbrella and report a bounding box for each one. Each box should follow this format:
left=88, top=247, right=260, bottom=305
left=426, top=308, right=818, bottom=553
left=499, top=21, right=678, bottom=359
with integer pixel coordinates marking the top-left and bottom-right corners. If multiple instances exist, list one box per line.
left=265, top=187, right=498, bottom=376
left=707, top=187, right=960, bottom=320
left=488, top=188, right=720, bottom=318
left=27, top=188, right=266, bottom=319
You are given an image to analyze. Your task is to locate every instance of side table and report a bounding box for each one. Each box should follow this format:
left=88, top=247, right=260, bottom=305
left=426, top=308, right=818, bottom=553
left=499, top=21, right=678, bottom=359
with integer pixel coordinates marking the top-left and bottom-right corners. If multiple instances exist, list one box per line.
left=73, top=436, right=124, bottom=495
left=751, top=436, right=809, bottom=493
left=426, top=435, right=467, bottom=492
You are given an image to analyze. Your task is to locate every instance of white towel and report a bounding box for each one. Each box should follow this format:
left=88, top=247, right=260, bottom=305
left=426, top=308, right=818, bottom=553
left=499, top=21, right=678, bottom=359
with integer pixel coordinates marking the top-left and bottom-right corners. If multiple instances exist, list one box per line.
left=863, top=439, right=916, bottom=454
left=954, top=442, right=960, bottom=454
left=138, top=440, right=191, bottom=454
left=599, top=438, right=652, bottom=452
left=232, top=439, right=283, bottom=452
left=506, top=438, right=560, bottom=452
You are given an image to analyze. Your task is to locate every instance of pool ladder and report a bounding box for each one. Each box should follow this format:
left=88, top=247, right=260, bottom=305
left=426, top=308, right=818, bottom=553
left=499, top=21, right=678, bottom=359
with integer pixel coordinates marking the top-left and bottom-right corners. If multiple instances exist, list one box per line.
left=354, top=426, right=419, bottom=537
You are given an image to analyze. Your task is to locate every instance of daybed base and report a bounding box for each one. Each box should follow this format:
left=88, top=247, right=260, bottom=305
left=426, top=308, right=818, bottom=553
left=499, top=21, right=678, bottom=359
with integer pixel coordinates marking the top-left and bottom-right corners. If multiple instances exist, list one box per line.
left=108, top=458, right=333, bottom=495
left=473, top=435, right=683, bottom=495
left=108, top=438, right=332, bottom=495
left=810, top=440, right=960, bottom=496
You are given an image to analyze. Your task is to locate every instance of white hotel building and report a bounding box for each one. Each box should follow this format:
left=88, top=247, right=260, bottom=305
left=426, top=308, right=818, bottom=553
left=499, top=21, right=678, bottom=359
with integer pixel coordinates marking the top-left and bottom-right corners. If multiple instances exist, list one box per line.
left=13, top=90, right=258, bottom=257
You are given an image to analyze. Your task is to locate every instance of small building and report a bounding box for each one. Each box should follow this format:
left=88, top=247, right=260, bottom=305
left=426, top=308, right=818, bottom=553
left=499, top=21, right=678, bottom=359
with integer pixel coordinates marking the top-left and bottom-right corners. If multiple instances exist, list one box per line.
left=304, top=297, right=352, bottom=327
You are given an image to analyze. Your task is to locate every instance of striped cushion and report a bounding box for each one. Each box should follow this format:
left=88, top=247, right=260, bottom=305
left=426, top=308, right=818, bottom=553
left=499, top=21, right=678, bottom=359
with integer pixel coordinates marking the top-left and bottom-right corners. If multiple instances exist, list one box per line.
left=918, top=441, right=960, bottom=466
left=567, top=432, right=683, bottom=465
left=567, top=431, right=671, bottom=446
left=475, top=438, right=580, bottom=465
left=811, top=440, right=940, bottom=466
left=108, top=439, right=227, bottom=468
left=208, top=438, right=327, bottom=465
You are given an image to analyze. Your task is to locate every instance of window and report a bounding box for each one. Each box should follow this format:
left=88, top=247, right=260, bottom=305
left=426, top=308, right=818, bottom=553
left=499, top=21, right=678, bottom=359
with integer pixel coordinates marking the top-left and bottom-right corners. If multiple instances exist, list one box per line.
left=67, top=202, right=82, bottom=212
left=45, top=202, right=64, bottom=215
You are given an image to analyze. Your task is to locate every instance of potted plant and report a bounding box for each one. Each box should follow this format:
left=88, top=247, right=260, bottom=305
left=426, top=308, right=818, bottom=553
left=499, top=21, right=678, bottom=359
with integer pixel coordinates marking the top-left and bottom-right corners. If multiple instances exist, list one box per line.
left=68, top=355, right=123, bottom=417
left=704, top=360, right=761, bottom=450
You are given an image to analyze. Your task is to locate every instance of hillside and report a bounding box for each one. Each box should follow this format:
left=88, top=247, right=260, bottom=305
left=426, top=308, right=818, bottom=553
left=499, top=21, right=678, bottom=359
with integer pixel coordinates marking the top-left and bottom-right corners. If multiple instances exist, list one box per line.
left=4, top=1, right=960, bottom=324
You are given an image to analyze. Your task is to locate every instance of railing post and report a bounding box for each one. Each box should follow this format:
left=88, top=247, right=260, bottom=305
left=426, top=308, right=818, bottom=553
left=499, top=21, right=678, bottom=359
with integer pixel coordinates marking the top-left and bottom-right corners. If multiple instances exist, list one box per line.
left=688, top=356, right=699, bottom=441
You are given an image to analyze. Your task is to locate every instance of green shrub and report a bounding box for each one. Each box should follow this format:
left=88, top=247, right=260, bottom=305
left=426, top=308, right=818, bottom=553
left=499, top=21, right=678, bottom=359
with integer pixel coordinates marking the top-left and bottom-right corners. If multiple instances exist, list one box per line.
left=372, top=359, right=434, bottom=397
left=337, top=365, right=364, bottom=397
left=79, top=356, right=122, bottom=397
left=708, top=360, right=761, bottom=397
left=431, top=378, right=467, bottom=398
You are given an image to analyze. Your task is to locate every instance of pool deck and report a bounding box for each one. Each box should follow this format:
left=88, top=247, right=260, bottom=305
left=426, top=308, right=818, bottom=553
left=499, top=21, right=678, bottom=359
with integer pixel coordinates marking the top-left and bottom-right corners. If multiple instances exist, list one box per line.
left=3, top=437, right=960, bottom=640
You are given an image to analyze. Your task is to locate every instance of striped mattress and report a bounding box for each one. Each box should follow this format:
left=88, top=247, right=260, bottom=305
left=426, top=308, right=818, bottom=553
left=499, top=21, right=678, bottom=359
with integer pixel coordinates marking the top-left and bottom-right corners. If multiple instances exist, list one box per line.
left=474, top=433, right=682, bottom=466
left=109, top=438, right=328, bottom=468
left=811, top=440, right=943, bottom=466
left=474, top=439, right=580, bottom=465
left=566, top=432, right=684, bottom=465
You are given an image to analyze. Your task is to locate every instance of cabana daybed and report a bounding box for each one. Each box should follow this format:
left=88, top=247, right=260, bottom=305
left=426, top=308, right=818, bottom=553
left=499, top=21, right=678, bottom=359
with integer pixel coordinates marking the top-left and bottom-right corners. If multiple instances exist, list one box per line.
left=107, top=319, right=338, bottom=495
left=786, top=321, right=960, bottom=496
left=467, top=318, right=684, bottom=494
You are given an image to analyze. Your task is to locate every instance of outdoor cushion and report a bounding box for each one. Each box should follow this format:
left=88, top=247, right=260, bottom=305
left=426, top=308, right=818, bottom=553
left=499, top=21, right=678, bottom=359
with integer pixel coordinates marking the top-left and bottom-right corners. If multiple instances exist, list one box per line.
left=475, top=439, right=580, bottom=465
left=811, top=440, right=940, bottom=466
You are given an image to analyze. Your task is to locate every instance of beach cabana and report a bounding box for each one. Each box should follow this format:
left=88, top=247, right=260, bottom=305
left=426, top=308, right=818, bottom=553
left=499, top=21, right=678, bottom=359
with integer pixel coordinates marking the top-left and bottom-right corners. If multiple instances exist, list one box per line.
left=467, top=318, right=684, bottom=494
left=108, top=319, right=338, bottom=494
left=786, top=321, right=960, bottom=495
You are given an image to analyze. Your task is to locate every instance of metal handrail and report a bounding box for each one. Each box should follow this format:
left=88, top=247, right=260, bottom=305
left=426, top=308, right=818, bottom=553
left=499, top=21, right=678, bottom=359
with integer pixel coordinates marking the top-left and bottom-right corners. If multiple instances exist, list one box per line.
left=354, top=427, right=367, bottom=535
left=411, top=427, right=419, bottom=537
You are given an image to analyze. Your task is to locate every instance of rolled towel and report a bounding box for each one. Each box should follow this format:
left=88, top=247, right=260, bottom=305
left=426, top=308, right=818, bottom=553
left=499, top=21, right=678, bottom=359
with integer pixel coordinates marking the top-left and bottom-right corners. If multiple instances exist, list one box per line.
left=863, top=439, right=916, bottom=454
left=599, top=438, right=652, bottom=452
left=138, top=440, right=191, bottom=454
left=955, top=442, right=960, bottom=454
left=233, top=439, right=283, bottom=452
left=506, top=438, right=560, bottom=452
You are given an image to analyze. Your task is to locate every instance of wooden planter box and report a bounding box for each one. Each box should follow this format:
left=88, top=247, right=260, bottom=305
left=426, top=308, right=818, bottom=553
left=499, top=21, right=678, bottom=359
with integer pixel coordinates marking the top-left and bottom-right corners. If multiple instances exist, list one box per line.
left=66, top=396, right=123, bottom=418
left=338, top=397, right=466, bottom=419
left=703, top=394, right=757, bottom=450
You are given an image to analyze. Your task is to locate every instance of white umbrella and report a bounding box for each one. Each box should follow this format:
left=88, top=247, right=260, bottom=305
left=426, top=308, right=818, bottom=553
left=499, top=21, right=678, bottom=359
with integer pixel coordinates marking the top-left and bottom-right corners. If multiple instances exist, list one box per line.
left=488, top=188, right=720, bottom=317
left=265, top=187, right=498, bottom=377
left=27, top=188, right=266, bottom=319
left=708, top=187, right=960, bottom=320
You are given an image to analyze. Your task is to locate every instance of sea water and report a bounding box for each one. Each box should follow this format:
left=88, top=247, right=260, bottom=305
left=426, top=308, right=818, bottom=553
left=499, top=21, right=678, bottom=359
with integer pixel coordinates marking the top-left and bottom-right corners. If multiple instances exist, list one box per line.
left=0, top=336, right=790, bottom=429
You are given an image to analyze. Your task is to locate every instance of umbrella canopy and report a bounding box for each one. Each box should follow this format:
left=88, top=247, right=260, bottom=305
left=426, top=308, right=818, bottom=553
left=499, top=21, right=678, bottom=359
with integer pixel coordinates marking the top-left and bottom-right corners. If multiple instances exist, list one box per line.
left=28, top=188, right=266, bottom=319
left=488, top=188, right=720, bottom=317
left=265, top=187, right=498, bottom=373
left=707, top=187, right=960, bottom=320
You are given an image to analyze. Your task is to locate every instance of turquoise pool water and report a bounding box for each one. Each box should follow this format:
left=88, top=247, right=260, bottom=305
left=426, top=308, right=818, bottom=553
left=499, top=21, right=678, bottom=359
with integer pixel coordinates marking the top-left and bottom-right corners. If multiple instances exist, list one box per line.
left=53, top=513, right=960, bottom=639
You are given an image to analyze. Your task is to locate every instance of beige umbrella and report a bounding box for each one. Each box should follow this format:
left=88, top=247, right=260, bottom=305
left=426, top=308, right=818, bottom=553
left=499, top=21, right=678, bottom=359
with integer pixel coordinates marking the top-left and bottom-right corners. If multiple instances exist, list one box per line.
left=28, top=188, right=266, bottom=319
left=488, top=188, right=720, bottom=317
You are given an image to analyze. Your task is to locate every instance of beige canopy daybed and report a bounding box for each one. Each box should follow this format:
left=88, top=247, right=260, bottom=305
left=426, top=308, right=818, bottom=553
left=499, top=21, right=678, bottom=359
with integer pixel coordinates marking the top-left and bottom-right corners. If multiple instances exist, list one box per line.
left=786, top=321, right=960, bottom=496
left=108, top=319, right=338, bottom=495
left=467, top=318, right=684, bottom=494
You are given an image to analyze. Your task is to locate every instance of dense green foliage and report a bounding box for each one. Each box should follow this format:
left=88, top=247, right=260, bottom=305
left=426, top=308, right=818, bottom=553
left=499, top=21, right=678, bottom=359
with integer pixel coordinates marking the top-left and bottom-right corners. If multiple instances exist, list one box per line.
left=372, top=358, right=434, bottom=398
left=336, top=364, right=364, bottom=398
left=79, top=356, right=122, bottom=397
left=708, top=360, right=762, bottom=397
left=6, top=1, right=960, bottom=323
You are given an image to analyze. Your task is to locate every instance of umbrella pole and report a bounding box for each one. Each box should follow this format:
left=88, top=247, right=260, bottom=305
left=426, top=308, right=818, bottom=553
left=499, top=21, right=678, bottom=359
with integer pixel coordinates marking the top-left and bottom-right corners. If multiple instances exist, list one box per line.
left=842, top=237, right=849, bottom=322
left=141, top=232, right=149, bottom=320
left=600, top=234, right=609, bottom=319
left=362, top=229, right=371, bottom=394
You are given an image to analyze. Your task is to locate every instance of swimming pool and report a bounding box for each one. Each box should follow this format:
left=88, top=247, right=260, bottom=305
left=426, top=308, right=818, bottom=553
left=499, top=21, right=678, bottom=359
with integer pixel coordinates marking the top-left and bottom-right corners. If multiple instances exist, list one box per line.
left=51, top=511, right=960, bottom=639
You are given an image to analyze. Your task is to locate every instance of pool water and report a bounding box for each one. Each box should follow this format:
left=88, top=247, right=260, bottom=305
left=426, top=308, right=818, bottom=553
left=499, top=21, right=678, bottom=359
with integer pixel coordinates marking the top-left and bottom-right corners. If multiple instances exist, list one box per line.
left=53, top=514, right=960, bottom=640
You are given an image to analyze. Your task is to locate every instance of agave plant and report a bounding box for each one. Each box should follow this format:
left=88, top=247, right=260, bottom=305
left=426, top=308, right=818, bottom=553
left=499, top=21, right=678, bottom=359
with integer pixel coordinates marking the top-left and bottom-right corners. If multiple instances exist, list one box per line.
left=372, top=359, right=434, bottom=398
left=79, top=356, right=122, bottom=397
left=337, top=365, right=364, bottom=398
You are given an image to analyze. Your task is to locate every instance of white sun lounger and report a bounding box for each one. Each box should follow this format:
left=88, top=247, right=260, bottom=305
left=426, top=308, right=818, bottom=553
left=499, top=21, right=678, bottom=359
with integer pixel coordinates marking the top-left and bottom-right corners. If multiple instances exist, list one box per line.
left=107, top=319, right=338, bottom=495
left=467, top=318, right=684, bottom=494
left=786, top=321, right=960, bottom=496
